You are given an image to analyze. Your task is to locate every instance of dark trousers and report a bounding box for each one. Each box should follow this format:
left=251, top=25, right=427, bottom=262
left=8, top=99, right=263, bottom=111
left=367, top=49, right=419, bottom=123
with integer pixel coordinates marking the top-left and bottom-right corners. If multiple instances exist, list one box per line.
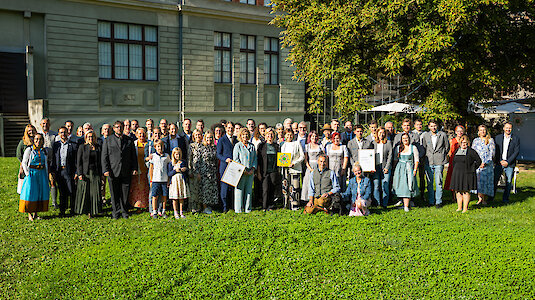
left=253, top=176, right=262, bottom=208
left=262, top=172, right=282, bottom=210
left=56, top=169, right=74, bottom=214
left=108, top=175, right=131, bottom=218
left=220, top=181, right=233, bottom=212
left=418, top=163, right=426, bottom=205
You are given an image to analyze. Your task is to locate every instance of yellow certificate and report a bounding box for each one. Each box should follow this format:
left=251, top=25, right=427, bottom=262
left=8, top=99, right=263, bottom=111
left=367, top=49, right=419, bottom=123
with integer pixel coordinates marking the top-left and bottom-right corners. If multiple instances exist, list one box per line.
left=277, top=152, right=292, bottom=167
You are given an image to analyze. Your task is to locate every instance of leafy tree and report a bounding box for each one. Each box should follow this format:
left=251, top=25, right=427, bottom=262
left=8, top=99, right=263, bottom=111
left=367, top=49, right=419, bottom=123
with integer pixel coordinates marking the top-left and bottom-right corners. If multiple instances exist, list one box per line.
left=271, top=0, right=535, bottom=124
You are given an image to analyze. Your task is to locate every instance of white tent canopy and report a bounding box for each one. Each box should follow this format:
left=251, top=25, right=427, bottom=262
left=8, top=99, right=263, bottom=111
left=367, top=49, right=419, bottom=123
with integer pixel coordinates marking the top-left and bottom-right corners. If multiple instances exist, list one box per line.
left=473, top=102, right=532, bottom=114
left=365, top=102, right=421, bottom=114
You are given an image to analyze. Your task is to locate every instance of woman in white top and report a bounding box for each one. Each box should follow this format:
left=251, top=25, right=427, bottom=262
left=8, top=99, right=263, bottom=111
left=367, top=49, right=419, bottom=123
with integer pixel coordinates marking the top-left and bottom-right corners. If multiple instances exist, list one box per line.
left=280, top=129, right=305, bottom=210
left=251, top=127, right=263, bottom=150
left=325, top=132, right=349, bottom=191
left=301, top=131, right=324, bottom=201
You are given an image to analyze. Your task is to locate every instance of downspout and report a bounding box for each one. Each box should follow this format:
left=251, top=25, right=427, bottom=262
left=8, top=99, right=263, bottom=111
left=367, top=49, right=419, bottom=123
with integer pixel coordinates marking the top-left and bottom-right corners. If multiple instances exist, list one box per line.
left=178, top=1, right=184, bottom=122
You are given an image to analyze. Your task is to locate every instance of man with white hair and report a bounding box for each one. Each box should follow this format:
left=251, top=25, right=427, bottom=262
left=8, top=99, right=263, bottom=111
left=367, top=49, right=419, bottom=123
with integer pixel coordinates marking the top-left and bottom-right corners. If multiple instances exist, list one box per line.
left=283, top=118, right=293, bottom=131
left=83, top=122, right=93, bottom=135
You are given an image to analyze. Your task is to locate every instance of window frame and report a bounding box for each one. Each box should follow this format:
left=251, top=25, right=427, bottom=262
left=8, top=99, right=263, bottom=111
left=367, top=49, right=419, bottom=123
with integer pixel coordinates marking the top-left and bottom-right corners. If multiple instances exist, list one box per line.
left=264, top=37, right=279, bottom=85
left=214, top=32, right=232, bottom=83
left=98, top=21, right=158, bottom=81
left=240, top=34, right=256, bottom=85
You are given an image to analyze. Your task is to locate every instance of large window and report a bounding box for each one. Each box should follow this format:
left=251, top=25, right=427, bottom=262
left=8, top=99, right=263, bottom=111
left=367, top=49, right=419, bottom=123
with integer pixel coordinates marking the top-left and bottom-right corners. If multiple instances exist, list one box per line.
left=98, top=21, right=158, bottom=80
left=214, top=32, right=232, bottom=83
left=240, top=0, right=256, bottom=4
left=264, top=37, right=279, bottom=85
left=240, top=35, right=256, bottom=84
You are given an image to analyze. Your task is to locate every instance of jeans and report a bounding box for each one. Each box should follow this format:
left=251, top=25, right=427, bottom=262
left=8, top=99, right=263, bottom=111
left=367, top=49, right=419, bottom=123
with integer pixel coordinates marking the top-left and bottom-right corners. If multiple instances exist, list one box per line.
left=425, top=164, right=444, bottom=205
left=372, top=167, right=391, bottom=207
left=235, top=174, right=253, bottom=213
left=493, top=165, right=515, bottom=203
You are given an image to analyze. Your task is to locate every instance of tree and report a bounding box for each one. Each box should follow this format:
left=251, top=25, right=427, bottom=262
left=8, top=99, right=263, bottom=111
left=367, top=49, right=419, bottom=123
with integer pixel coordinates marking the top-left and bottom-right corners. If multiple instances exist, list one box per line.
left=271, top=0, right=535, bottom=124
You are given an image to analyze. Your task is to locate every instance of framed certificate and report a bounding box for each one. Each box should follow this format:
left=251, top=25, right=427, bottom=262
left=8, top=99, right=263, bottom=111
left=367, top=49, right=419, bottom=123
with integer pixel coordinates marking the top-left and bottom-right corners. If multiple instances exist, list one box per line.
left=221, top=161, right=246, bottom=187
left=358, top=149, right=376, bottom=172
left=277, top=152, right=292, bottom=167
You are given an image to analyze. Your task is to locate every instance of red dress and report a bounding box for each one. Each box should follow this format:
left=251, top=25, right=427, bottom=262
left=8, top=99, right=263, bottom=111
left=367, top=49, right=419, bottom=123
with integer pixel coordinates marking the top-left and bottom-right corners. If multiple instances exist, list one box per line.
left=128, top=140, right=150, bottom=208
left=444, top=137, right=460, bottom=191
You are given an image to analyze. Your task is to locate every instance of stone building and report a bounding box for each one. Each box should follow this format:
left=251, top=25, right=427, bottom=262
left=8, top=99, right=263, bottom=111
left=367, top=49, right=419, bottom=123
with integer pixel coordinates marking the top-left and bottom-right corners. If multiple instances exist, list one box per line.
left=0, top=0, right=304, bottom=155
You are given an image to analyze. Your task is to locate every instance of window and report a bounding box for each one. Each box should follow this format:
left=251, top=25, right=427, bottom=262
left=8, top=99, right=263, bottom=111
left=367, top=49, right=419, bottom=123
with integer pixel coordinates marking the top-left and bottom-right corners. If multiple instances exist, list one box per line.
left=240, top=35, right=256, bottom=84
left=214, top=32, right=232, bottom=83
left=264, top=37, right=279, bottom=85
left=98, top=21, right=158, bottom=80
left=240, top=0, right=256, bottom=4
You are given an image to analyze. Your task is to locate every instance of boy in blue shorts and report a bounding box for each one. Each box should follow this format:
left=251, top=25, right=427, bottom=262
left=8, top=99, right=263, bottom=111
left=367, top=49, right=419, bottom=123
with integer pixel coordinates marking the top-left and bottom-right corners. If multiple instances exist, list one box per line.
left=149, top=140, right=171, bottom=218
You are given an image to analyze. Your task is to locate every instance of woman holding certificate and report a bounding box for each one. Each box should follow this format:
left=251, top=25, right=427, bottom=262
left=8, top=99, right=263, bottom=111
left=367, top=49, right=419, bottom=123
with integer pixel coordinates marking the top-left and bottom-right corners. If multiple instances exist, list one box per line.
left=325, top=132, right=349, bottom=191
left=392, top=133, right=419, bottom=212
left=233, top=128, right=257, bottom=213
left=280, top=130, right=305, bottom=210
left=372, top=127, right=393, bottom=208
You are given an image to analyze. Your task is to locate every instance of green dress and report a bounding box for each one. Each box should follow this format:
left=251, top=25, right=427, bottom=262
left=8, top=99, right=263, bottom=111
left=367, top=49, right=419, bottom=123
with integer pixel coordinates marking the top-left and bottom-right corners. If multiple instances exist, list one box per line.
left=393, top=145, right=419, bottom=198
left=74, top=149, right=102, bottom=215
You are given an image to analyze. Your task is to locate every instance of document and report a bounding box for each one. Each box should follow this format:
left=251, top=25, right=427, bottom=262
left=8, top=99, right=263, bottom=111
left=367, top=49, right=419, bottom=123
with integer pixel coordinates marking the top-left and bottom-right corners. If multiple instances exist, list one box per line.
left=277, top=152, right=292, bottom=167
left=221, top=160, right=246, bottom=187
left=358, top=149, right=376, bottom=172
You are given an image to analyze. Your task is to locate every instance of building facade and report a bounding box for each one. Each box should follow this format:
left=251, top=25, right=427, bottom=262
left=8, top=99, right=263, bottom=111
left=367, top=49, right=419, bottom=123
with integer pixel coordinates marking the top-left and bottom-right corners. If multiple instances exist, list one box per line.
left=0, top=0, right=305, bottom=141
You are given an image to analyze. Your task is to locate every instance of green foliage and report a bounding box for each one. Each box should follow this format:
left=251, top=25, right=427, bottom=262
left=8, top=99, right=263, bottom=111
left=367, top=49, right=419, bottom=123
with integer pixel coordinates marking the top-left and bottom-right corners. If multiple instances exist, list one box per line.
left=271, top=0, right=535, bottom=123
left=2, top=157, right=535, bottom=299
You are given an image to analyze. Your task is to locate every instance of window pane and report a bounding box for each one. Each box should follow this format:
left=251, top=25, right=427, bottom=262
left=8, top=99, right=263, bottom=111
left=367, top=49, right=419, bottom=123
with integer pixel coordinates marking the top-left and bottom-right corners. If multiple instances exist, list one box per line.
left=248, top=73, right=254, bottom=84
left=145, top=26, right=157, bottom=42
left=115, top=43, right=128, bottom=79
left=223, top=71, right=231, bottom=83
left=214, top=51, right=221, bottom=82
left=247, top=53, right=255, bottom=74
left=222, top=33, right=231, bottom=48
left=271, top=38, right=278, bottom=52
left=240, top=35, right=247, bottom=49
left=249, top=0, right=255, bottom=4
left=264, top=38, right=270, bottom=51
left=129, top=44, right=142, bottom=80
left=114, top=23, right=128, bottom=39
left=99, top=42, right=111, bottom=78
left=222, top=51, right=230, bottom=72
left=98, top=22, right=111, bottom=38
left=248, top=36, right=255, bottom=50
left=264, top=55, right=269, bottom=84
left=214, top=33, right=221, bottom=47
left=129, top=24, right=142, bottom=41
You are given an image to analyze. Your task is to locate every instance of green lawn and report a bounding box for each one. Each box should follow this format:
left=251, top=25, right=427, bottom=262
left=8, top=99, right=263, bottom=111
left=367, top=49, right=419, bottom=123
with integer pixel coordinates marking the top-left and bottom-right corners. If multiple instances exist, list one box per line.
left=1, top=157, right=534, bottom=299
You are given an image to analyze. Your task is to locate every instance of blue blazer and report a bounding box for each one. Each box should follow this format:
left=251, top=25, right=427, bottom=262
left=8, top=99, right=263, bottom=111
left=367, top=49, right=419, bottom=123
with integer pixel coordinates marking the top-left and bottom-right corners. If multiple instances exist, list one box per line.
left=162, top=135, right=189, bottom=159
left=51, top=140, right=78, bottom=176
left=340, top=176, right=372, bottom=204
left=217, top=134, right=237, bottom=175
left=494, top=134, right=520, bottom=167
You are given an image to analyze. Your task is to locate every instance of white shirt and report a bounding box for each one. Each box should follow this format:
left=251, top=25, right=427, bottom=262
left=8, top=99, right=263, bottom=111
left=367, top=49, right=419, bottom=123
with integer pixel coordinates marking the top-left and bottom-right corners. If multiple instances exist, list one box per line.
left=376, top=143, right=384, bottom=165
left=502, top=135, right=511, bottom=161
left=431, top=133, right=438, bottom=150
left=150, top=153, right=171, bottom=182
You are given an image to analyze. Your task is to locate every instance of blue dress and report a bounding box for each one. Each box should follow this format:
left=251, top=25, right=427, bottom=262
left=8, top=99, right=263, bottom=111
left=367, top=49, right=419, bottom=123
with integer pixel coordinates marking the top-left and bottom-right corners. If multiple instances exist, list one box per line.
left=472, top=137, right=495, bottom=196
left=19, top=148, right=50, bottom=213
left=393, top=145, right=419, bottom=198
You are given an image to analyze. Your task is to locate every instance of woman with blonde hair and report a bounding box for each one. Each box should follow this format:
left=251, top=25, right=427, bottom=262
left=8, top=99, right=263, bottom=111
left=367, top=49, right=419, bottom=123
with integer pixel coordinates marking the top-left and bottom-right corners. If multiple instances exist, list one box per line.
left=472, top=125, right=495, bottom=206
left=198, top=130, right=219, bottom=213
left=187, top=129, right=204, bottom=213
left=450, top=135, right=482, bottom=212
left=17, top=124, right=37, bottom=194
left=233, top=128, right=257, bottom=213
left=372, top=127, right=393, bottom=208
left=168, top=147, right=188, bottom=218
left=341, top=163, right=373, bottom=216
left=129, top=128, right=150, bottom=210
left=445, top=125, right=465, bottom=191
left=74, top=130, right=102, bottom=217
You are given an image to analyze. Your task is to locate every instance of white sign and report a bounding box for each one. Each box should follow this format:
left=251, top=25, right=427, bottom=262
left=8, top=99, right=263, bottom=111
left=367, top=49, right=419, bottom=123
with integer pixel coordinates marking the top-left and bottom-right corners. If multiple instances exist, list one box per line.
left=358, top=149, right=376, bottom=172
left=221, top=161, right=246, bottom=187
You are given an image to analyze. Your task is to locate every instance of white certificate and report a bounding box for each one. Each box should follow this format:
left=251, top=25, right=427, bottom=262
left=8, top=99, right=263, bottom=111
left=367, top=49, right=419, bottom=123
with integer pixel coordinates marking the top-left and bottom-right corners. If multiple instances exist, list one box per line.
left=358, top=149, right=376, bottom=172
left=221, top=161, right=246, bottom=187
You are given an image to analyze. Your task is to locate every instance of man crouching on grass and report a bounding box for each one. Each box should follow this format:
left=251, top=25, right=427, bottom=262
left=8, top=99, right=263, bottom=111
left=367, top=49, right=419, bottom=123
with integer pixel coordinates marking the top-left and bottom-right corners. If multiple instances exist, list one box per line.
left=304, top=154, right=341, bottom=215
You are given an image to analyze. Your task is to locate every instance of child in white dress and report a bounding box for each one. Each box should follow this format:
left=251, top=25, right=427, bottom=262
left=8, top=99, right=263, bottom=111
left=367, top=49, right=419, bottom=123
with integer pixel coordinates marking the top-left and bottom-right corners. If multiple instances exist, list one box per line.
left=168, top=148, right=189, bottom=219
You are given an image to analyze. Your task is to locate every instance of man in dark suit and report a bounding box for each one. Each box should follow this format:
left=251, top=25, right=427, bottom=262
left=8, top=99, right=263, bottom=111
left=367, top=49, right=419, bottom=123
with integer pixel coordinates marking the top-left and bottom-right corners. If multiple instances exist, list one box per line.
left=162, top=123, right=188, bottom=159
left=179, top=118, right=193, bottom=143
left=101, top=121, right=139, bottom=219
left=491, top=122, right=520, bottom=203
left=51, top=126, right=78, bottom=216
left=216, top=121, right=237, bottom=213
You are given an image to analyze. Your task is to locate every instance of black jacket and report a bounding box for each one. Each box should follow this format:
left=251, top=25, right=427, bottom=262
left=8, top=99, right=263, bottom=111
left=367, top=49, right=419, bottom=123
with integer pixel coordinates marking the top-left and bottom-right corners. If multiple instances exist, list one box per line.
left=101, top=134, right=138, bottom=178
left=77, top=143, right=102, bottom=176
left=257, top=141, right=280, bottom=179
left=51, top=140, right=78, bottom=175
left=452, top=147, right=482, bottom=175
left=494, top=134, right=520, bottom=167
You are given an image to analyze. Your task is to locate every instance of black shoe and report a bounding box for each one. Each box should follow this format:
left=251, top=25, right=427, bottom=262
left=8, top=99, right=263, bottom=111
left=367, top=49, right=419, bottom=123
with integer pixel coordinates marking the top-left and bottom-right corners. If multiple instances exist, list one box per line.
left=435, top=204, right=443, bottom=209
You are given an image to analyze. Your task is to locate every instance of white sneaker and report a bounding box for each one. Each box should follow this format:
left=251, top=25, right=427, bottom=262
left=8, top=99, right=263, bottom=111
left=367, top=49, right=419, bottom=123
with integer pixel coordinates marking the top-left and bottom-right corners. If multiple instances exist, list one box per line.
left=393, top=201, right=403, bottom=207
left=203, top=207, right=213, bottom=214
left=174, top=212, right=180, bottom=219
left=404, top=206, right=410, bottom=212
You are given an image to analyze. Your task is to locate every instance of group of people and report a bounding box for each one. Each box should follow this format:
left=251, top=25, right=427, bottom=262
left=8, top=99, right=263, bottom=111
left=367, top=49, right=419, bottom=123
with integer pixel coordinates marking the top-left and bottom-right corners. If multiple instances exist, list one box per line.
left=16, top=115, right=519, bottom=220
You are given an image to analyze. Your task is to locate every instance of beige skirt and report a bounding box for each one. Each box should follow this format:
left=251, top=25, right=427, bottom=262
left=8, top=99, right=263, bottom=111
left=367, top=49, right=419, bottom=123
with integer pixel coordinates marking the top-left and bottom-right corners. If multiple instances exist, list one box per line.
left=169, top=173, right=189, bottom=200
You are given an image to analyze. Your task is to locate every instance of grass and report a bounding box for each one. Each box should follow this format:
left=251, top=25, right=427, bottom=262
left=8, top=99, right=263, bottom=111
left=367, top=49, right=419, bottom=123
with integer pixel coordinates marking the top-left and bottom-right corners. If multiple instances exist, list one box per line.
left=1, top=157, right=534, bottom=299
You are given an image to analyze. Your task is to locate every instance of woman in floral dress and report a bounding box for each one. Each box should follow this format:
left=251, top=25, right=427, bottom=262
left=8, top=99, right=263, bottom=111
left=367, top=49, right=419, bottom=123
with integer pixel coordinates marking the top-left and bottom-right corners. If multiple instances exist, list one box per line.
left=188, top=129, right=203, bottom=213
left=198, top=130, right=219, bottom=214
left=472, top=125, right=495, bottom=206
